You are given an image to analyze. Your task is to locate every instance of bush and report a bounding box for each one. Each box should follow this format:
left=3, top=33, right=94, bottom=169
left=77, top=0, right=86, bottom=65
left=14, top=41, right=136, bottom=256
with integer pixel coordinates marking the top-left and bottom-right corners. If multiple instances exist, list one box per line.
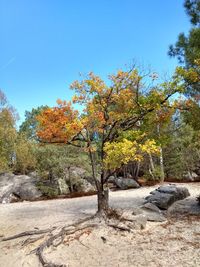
left=36, top=182, right=59, bottom=198
left=143, top=166, right=163, bottom=183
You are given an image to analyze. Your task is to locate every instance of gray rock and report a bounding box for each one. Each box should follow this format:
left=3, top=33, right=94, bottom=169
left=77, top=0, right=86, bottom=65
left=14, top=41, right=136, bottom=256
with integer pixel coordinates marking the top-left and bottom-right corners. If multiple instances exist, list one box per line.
left=145, top=185, right=190, bottom=210
left=182, top=171, right=199, bottom=182
left=114, top=177, right=140, bottom=190
left=65, top=166, right=95, bottom=193
left=57, top=178, right=70, bottom=194
left=168, top=198, right=200, bottom=216
left=107, top=176, right=116, bottom=183
left=122, top=211, right=147, bottom=230
left=74, top=178, right=95, bottom=193
left=0, top=173, right=42, bottom=203
left=132, top=203, right=166, bottom=222
left=139, top=203, right=166, bottom=222
left=128, top=214, right=147, bottom=230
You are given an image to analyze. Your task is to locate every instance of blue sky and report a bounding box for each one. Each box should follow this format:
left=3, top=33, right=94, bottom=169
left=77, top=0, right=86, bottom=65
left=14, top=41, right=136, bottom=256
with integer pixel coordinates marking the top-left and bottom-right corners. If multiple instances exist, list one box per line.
left=0, top=0, right=190, bottom=125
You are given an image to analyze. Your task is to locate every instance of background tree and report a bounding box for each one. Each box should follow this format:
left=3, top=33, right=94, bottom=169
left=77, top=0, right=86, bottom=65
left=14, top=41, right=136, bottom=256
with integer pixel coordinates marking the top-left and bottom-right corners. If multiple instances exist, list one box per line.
left=168, top=0, right=200, bottom=95
left=13, top=133, right=36, bottom=174
left=19, top=106, right=48, bottom=140
left=168, top=0, right=200, bottom=67
left=0, top=90, right=18, bottom=172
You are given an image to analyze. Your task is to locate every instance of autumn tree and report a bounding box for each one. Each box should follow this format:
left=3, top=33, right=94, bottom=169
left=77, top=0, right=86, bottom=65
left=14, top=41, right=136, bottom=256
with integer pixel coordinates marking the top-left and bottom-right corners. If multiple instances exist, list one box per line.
left=37, top=68, right=182, bottom=214
left=0, top=90, right=18, bottom=172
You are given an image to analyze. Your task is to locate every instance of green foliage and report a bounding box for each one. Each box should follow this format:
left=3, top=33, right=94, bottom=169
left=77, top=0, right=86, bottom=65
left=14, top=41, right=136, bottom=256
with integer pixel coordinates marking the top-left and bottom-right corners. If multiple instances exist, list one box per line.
left=34, top=144, right=91, bottom=181
left=13, top=133, right=37, bottom=174
left=36, top=182, right=59, bottom=197
left=169, top=0, right=200, bottom=69
left=0, top=90, right=17, bottom=172
left=143, top=165, right=164, bottom=182
left=19, top=106, right=48, bottom=140
left=164, top=118, right=200, bottom=179
left=184, top=0, right=200, bottom=25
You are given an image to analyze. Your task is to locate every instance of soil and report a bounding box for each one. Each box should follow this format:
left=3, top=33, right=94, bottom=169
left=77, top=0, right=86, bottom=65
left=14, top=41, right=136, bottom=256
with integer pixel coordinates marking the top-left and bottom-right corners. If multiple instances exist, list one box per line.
left=0, top=182, right=199, bottom=267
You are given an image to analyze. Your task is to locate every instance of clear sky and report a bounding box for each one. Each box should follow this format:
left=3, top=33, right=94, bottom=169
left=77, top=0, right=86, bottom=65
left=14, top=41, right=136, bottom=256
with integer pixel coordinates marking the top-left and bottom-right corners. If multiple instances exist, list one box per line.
left=0, top=0, right=190, bottom=125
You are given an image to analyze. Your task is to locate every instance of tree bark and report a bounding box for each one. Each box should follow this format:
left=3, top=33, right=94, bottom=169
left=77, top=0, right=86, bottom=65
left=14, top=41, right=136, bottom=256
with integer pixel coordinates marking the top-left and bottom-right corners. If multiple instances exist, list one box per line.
left=97, top=187, right=109, bottom=214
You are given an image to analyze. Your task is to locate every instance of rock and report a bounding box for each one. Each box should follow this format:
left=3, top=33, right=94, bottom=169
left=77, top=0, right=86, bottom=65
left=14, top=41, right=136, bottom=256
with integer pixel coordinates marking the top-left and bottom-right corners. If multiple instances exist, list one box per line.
left=182, top=171, right=199, bottom=182
left=139, top=203, right=166, bottom=222
left=74, top=178, right=95, bottom=193
left=145, top=185, right=190, bottom=210
left=70, top=166, right=86, bottom=178
left=168, top=198, right=200, bottom=217
left=0, top=173, right=42, bottom=203
left=132, top=207, right=143, bottom=215
left=114, top=177, right=140, bottom=190
left=122, top=211, right=147, bottom=230
left=128, top=214, right=147, bottom=230
left=132, top=203, right=166, bottom=222
left=107, top=176, right=116, bottom=183
left=65, top=166, right=95, bottom=193
left=57, top=178, right=70, bottom=194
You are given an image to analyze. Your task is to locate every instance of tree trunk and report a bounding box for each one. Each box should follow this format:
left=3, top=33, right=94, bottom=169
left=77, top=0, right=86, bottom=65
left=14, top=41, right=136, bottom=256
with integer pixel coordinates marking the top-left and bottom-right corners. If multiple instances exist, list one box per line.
left=97, top=187, right=109, bottom=214
left=159, top=146, right=165, bottom=182
left=157, top=122, right=165, bottom=182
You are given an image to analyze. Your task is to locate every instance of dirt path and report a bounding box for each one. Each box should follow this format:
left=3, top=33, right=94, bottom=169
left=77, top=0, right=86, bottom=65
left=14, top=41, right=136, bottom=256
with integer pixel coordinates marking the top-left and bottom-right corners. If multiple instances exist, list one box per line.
left=0, top=183, right=199, bottom=267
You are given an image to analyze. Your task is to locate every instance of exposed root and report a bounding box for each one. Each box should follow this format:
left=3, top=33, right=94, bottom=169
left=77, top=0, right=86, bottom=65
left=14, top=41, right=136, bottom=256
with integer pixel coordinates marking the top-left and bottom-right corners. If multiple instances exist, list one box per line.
left=1, top=214, right=97, bottom=267
left=1, top=210, right=142, bottom=266
left=21, top=235, right=45, bottom=247
left=34, top=223, right=97, bottom=267
left=107, top=223, right=131, bottom=232
left=2, top=227, right=56, bottom=241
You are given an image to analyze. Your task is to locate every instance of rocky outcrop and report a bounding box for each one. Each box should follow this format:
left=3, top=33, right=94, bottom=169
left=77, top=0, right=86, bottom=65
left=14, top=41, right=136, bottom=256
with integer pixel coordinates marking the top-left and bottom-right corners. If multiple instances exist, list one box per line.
left=114, top=177, right=140, bottom=190
left=0, top=173, right=42, bottom=203
left=145, top=184, right=190, bottom=210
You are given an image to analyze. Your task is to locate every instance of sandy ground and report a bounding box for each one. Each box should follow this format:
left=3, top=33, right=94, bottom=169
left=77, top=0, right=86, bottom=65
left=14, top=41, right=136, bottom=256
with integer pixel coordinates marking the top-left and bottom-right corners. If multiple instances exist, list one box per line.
left=0, top=183, right=199, bottom=267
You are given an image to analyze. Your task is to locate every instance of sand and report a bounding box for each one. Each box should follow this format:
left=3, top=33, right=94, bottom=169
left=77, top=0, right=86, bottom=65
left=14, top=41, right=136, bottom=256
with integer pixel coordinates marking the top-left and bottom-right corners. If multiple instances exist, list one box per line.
left=0, top=183, right=199, bottom=267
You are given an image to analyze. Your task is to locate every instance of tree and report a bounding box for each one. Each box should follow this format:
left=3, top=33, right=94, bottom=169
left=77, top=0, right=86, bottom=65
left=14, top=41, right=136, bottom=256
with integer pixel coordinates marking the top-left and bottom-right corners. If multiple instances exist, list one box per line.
left=13, top=133, right=37, bottom=174
left=19, top=106, right=48, bottom=140
left=168, top=0, right=200, bottom=67
left=184, top=0, right=200, bottom=25
left=37, top=68, right=181, bottom=214
left=0, top=90, right=18, bottom=172
left=168, top=0, right=200, bottom=95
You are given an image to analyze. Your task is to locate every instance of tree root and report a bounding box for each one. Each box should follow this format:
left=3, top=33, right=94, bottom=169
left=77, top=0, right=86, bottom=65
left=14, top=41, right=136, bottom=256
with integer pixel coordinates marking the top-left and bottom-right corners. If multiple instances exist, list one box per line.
left=107, top=223, right=131, bottom=232
left=1, top=214, right=97, bottom=267
left=2, top=227, right=56, bottom=241
left=1, top=210, right=140, bottom=266
left=21, top=235, right=45, bottom=247
left=34, top=223, right=97, bottom=267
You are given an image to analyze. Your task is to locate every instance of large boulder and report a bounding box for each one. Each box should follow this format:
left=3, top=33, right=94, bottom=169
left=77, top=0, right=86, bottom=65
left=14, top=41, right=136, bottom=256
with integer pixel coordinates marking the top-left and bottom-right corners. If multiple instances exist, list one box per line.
left=145, top=184, right=190, bottom=210
left=114, top=177, right=140, bottom=190
left=0, top=173, right=42, bottom=203
left=168, top=198, right=200, bottom=217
